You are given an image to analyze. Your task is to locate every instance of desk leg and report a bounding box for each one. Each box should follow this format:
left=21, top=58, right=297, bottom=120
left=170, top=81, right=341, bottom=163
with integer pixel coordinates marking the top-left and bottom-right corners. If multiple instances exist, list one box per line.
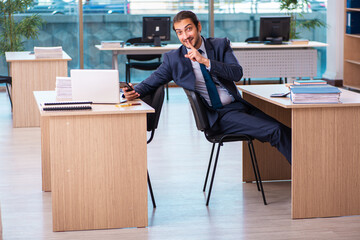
left=112, top=50, right=119, bottom=70
left=292, top=107, right=360, bottom=219
left=50, top=114, right=148, bottom=231
left=41, top=117, right=51, bottom=192
left=242, top=93, right=291, bottom=182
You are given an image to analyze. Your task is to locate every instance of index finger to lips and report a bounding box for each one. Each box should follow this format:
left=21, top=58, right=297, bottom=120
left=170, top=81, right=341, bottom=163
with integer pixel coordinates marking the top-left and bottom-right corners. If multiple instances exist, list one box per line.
left=188, top=43, right=196, bottom=50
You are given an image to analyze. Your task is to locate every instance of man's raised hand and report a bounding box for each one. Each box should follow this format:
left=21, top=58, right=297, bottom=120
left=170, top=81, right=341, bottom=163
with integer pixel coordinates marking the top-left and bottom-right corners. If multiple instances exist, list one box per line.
left=184, top=40, right=210, bottom=67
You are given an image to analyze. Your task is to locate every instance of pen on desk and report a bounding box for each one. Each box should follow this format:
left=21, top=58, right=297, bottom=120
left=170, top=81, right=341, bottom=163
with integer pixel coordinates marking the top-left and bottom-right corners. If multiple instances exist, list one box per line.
left=115, top=102, right=141, bottom=108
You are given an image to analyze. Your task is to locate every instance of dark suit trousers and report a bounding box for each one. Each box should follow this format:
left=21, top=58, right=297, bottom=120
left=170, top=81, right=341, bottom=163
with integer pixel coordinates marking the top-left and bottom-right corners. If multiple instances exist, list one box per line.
left=209, top=101, right=292, bottom=164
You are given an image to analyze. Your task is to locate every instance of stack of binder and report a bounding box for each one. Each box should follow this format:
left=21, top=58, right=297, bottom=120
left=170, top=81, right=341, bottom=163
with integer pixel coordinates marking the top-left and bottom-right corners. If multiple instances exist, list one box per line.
left=347, top=0, right=360, bottom=8
left=41, top=101, right=92, bottom=111
left=290, top=84, right=341, bottom=104
left=346, top=11, right=360, bottom=34
left=294, top=80, right=327, bottom=85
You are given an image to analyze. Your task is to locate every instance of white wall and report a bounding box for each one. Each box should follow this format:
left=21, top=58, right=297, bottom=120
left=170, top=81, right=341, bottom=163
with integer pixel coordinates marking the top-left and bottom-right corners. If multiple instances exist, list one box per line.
left=322, top=0, right=344, bottom=80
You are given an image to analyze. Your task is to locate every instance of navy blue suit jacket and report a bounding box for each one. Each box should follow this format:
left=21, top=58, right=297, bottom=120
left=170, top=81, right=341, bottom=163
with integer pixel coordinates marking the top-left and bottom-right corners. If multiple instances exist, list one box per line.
left=134, top=37, right=247, bottom=127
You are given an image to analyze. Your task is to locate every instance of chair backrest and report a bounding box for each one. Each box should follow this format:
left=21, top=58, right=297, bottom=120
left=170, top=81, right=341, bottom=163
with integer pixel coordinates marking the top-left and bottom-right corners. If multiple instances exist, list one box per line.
left=0, top=75, right=12, bottom=85
left=126, top=37, right=161, bottom=62
left=141, top=85, right=165, bottom=132
left=184, top=89, right=210, bottom=132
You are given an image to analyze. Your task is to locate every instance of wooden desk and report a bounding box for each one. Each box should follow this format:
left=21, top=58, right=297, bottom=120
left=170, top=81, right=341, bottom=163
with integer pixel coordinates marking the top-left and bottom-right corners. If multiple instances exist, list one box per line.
left=238, top=84, right=360, bottom=219
left=6, top=51, right=71, bottom=128
left=96, top=41, right=327, bottom=79
left=34, top=91, right=154, bottom=231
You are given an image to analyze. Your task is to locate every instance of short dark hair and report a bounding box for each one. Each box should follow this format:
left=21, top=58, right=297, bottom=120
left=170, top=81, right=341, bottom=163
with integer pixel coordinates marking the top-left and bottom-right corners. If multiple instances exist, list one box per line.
left=172, top=11, right=199, bottom=31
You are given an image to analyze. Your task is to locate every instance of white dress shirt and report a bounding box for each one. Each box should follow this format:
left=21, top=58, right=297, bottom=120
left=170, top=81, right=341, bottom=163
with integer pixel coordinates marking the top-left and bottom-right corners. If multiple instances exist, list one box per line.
left=187, top=38, right=234, bottom=107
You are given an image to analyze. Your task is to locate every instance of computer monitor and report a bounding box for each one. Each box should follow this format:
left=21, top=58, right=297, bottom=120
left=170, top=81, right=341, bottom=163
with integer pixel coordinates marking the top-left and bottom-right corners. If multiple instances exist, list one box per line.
left=142, top=17, right=171, bottom=47
left=259, top=16, right=291, bottom=44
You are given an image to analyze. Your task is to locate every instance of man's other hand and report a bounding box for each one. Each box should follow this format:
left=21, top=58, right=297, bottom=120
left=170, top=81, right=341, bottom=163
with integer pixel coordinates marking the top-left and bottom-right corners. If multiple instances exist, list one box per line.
left=122, top=83, right=140, bottom=100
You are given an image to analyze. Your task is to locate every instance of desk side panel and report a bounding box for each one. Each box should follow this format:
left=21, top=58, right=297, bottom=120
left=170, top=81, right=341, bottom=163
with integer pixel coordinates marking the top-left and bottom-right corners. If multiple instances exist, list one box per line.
left=242, top=93, right=291, bottom=181
left=40, top=117, right=51, bottom=192
left=50, top=114, right=148, bottom=231
left=292, top=107, right=360, bottom=218
left=234, top=49, right=317, bottom=79
left=11, top=60, right=68, bottom=127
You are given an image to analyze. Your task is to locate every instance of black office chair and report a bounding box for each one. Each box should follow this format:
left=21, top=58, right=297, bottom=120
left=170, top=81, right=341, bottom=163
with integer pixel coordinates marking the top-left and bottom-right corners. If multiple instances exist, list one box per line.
left=126, top=37, right=169, bottom=100
left=184, top=89, right=267, bottom=206
left=244, top=36, right=286, bottom=85
left=140, top=85, right=165, bottom=208
left=0, top=75, right=12, bottom=108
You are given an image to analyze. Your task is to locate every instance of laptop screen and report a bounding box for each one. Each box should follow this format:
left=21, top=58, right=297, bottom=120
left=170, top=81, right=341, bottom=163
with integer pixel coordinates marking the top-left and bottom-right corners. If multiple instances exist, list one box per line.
left=71, top=69, right=120, bottom=104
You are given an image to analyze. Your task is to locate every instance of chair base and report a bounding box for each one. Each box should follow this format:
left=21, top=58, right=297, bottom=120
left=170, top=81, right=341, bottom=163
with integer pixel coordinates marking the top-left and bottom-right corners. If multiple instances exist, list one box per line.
left=0, top=80, right=12, bottom=108
left=203, top=138, right=267, bottom=206
left=147, top=170, right=156, bottom=208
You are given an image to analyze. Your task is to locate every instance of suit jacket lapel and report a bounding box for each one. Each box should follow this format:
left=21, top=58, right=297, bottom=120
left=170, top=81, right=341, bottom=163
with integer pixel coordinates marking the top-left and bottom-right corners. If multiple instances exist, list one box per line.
left=179, top=45, right=197, bottom=90
left=180, top=45, right=192, bottom=69
left=204, top=38, right=215, bottom=61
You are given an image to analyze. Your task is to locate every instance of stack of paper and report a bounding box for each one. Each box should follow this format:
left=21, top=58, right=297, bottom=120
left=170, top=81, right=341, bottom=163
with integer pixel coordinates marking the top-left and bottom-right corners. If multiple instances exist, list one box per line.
left=55, top=77, right=72, bottom=101
left=34, top=46, right=63, bottom=59
left=101, top=41, right=124, bottom=48
left=290, top=84, right=341, bottom=104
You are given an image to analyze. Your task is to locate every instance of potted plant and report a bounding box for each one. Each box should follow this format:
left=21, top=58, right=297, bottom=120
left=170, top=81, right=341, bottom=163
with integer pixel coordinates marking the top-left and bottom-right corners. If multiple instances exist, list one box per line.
left=0, top=0, right=43, bottom=54
left=279, top=0, right=326, bottom=39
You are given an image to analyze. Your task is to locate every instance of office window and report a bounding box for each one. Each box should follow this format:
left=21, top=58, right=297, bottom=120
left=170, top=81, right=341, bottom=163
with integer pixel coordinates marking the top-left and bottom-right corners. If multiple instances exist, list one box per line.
left=214, top=0, right=328, bottom=78
left=0, top=0, right=80, bottom=75
left=84, top=0, right=209, bottom=82
left=0, top=0, right=327, bottom=79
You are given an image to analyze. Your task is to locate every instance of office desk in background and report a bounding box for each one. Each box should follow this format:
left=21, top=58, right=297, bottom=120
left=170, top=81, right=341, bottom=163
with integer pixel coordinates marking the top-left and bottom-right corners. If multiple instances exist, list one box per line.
left=95, top=44, right=181, bottom=69
left=34, top=91, right=154, bottom=232
left=5, top=51, right=71, bottom=128
left=238, top=84, right=360, bottom=219
left=96, top=41, right=327, bottom=80
left=231, top=41, right=328, bottom=79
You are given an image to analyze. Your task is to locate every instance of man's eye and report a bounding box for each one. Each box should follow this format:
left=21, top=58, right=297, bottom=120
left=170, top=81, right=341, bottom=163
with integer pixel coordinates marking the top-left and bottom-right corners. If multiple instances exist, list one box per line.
left=186, top=27, right=191, bottom=32
left=176, top=31, right=182, bottom=35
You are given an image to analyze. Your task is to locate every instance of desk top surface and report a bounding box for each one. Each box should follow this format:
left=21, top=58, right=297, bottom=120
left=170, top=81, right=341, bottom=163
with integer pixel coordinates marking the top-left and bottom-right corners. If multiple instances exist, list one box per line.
left=95, top=44, right=181, bottom=51
left=33, top=91, right=154, bottom=117
left=95, top=41, right=327, bottom=51
left=5, top=51, right=72, bottom=62
left=238, top=84, right=360, bottom=109
left=231, top=41, right=328, bottom=49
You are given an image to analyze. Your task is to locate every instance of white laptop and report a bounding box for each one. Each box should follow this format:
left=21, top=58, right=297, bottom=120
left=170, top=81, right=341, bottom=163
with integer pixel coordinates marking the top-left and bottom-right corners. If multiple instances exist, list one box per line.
left=71, top=69, right=120, bottom=104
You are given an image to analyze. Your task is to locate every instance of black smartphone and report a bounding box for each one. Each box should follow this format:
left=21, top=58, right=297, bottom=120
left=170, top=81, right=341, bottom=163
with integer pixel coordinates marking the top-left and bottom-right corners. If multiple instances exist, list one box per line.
left=270, top=92, right=290, bottom=98
left=124, top=82, right=134, bottom=92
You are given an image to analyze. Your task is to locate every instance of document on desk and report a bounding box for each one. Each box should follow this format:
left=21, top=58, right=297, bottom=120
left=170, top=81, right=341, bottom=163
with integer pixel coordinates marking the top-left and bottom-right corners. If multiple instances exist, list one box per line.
left=41, top=101, right=92, bottom=111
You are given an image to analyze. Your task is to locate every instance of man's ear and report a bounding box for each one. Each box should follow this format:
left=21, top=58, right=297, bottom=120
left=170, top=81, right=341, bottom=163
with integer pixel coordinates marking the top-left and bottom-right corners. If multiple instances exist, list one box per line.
left=198, top=22, right=202, bottom=33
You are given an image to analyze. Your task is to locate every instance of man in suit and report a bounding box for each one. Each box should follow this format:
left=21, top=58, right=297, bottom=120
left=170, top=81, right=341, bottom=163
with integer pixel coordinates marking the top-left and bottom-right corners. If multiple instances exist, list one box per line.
left=124, top=10, right=291, bottom=164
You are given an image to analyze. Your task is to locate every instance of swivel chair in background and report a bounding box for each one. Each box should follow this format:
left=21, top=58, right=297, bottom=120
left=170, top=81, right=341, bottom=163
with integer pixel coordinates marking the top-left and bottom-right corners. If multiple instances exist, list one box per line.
left=140, top=85, right=165, bottom=208
left=184, top=89, right=267, bottom=206
left=0, top=75, right=12, bottom=108
left=126, top=37, right=169, bottom=100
